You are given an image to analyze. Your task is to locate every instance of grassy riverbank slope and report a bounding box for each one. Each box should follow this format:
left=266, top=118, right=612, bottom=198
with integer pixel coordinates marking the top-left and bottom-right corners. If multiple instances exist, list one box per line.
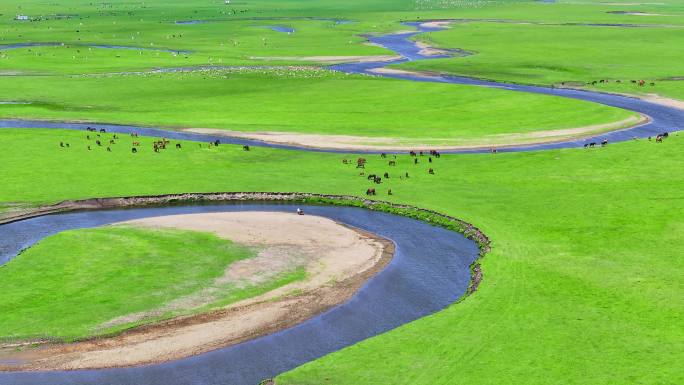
left=0, top=128, right=681, bottom=384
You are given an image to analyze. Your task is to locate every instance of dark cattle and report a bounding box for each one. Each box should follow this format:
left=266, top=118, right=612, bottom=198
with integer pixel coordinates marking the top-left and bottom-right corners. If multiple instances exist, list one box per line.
left=243, top=145, right=250, bottom=151
left=414, top=158, right=418, bottom=164
left=176, top=143, right=182, bottom=149
left=357, top=158, right=367, bottom=168
left=99, top=128, right=106, bottom=133
left=109, top=139, right=115, bottom=145
left=96, top=140, right=101, bottom=146
left=65, top=143, right=70, bottom=148
left=428, top=157, right=432, bottom=163
left=366, top=188, right=376, bottom=196
left=388, top=160, right=396, bottom=166
left=367, top=174, right=376, bottom=181
left=589, top=142, right=596, bottom=148
left=405, top=172, right=409, bottom=178
left=491, top=148, right=497, bottom=154
left=661, top=132, right=669, bottom=138
left=388, top=189, right=393, bottom=195
left=601, top=139, right=608, bottom=146
left=428, top=168, right=435, bottom=174
left=374, top=177, right=382, bottom=184
left=59, top=142, right=64, bottom=147
left=656, top=135, right=663, bottom=143
left=131, top=147, right=137, bottom=153
left=87, top=145, right=91, bottom=150
left=106, top=147, right=111, bottom=152
left=380, top=153, right=387, bottom=158
left=584, top=143, right=589, bottom=148
left=214, top=140, right=220, bottom=146
left=383, top=172, right=389, bottom=179
left=409, top=151, right=416, bottom=157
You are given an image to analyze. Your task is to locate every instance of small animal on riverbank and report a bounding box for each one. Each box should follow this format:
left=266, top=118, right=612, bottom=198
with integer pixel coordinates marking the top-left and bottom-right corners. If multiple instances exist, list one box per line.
left=366, top=188, right=376, bottom=196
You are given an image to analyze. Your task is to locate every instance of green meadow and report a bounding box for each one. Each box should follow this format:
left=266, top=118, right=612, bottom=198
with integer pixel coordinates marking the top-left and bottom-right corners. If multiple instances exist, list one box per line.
left=0, top=224, right=305, bottom=341
left=0, top=128, right=682, bottom=384
left=0, top=0, right=682, bottom=383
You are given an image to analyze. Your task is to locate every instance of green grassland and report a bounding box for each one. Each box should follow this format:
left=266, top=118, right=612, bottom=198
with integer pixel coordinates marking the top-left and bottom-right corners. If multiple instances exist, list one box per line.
left=1, top=0, right=683, bottom=383
left=0, top=223, right=305, bottom=341
left=0, top=69, right=637, bottom=143
left=0, top=128, right=681, bottom=384
left=401, top=6, right=684, bottom=101
left=404, top=22, right=684, bottom=84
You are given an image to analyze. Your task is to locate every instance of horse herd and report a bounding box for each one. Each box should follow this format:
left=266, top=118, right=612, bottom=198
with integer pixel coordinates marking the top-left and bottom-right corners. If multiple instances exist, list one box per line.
left=344, top=150, right=444, bottom=196
left=63, top=127, right=258, bottom=154
left=586, top=79, right=655, bottom=87
left=59, top=127, right=674, bottom=197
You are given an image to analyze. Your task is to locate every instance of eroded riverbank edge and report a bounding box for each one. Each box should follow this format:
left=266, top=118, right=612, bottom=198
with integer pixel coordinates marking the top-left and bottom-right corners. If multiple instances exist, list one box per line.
left=0, top=192, right=490, bottom=371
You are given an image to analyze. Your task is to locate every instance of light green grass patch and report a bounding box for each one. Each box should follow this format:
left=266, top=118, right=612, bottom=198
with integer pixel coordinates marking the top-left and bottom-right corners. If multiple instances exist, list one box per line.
left=0, top=70, right=637, bottom=144
left=0, top=224, right=305, bottom=342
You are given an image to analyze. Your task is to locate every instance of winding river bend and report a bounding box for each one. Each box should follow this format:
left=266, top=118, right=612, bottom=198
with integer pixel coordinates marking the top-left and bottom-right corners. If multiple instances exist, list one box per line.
left=0, top=19, right=682, bottom=385
left=1, top=22, right=681, bottom=153
left=0, top=203, right=479, bottom=385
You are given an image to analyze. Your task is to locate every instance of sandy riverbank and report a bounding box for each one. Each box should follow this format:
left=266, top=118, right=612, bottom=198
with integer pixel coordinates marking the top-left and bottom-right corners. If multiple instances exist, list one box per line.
left=0, top=211, right=393, bottom=371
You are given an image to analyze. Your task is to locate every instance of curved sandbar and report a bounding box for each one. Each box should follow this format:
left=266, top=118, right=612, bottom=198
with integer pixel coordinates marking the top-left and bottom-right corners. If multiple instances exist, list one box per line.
left=0, top=212, right=391, bottom=370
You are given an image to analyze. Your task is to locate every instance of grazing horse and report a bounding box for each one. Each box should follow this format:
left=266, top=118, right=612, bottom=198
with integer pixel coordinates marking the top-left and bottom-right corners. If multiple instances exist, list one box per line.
left=366, top=188, right=376, bottom=196
left=357, top=158, right=367, bottom=168
left=383, top=172, right=389, bottom=179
